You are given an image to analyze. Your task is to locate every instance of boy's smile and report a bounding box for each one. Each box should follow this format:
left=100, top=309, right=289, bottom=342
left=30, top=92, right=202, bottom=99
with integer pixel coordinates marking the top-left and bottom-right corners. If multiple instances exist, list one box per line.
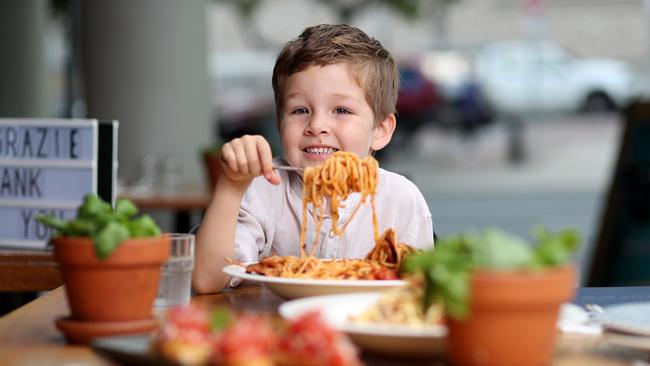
left=302, top=144, right=340, bottom=161
left=280, top=63, right=387, bottom=168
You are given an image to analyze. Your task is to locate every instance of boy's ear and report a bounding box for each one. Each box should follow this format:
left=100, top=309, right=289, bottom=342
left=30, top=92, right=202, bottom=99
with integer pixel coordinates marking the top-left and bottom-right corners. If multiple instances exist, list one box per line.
left=370, top=113, right=396, bottom=151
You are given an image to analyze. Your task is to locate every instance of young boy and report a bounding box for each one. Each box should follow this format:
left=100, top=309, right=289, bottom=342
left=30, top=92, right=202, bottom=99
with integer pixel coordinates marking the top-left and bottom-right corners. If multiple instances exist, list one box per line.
left=193, top=24, right=434, bottom=293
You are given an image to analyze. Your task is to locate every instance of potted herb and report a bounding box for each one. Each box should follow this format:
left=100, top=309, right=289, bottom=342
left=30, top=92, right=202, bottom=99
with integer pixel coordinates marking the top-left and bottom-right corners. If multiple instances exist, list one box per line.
left=37, top=194, right=170, bottom=343
left=404, top=227, right=580, bottom=366
left=201, top=144, right=222, bottom=191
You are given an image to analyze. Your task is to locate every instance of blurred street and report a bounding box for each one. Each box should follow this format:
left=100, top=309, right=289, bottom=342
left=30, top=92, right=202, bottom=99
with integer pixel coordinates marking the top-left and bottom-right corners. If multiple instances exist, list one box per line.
left=382, top=113, right=624, bottom=283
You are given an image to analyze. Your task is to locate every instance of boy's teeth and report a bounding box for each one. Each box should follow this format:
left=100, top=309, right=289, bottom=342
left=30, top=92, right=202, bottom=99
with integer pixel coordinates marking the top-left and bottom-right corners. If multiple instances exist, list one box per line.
left=305, top=147, right=336, bottom=154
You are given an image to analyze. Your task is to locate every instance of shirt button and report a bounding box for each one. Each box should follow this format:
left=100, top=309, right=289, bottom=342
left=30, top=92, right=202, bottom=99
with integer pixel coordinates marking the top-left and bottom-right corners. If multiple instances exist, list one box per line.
left=329, top=230, right=336, bottom=238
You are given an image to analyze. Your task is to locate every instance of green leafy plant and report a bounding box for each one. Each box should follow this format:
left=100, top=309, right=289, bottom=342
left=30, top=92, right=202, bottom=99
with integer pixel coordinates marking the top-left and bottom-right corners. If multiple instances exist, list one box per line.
left=36, top=194, right=161, bottom=260
left=403, top=227, right=580, bottom=320
left=200, top=143, right=222, bottom=156
left=210, top=307, right=233, bottom=331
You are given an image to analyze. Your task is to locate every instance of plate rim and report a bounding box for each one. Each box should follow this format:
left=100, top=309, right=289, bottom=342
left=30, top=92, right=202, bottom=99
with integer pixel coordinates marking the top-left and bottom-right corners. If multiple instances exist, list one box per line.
left=223, top=263, right=407, bottom=287
left=604, top=331, right=650, bottom=351
left=91, top=334, right=179, bottom=366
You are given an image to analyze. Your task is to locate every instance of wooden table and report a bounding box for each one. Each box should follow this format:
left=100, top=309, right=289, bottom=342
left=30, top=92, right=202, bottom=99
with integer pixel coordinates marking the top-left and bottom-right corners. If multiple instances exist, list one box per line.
left=0, top=285, right=648, bottom=366
left=0, top=250, right=62, bottom=292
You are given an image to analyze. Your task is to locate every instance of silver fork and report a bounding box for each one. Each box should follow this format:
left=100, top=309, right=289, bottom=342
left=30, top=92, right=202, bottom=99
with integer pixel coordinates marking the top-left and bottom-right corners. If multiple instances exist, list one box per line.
left=585, top=303, right=604, bottom=316
left=273, top=165, right=305, bottom=172
left=585, top=303, right=605, bottom=314
left=584, top=303, right=606, bottom=325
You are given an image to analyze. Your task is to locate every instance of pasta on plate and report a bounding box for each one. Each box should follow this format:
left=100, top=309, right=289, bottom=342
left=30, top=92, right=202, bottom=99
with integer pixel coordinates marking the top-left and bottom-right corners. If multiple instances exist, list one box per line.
left=246, top=228, right=414, bottom=280
left=349, top=281, right=444, bottom=326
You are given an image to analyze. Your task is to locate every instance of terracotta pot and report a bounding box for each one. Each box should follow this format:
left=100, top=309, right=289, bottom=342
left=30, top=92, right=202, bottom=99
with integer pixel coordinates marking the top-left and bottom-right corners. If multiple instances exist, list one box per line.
left=53, top=236, right=170, bottom=322
left=447, top=265, right=575, bottom=366
left=202, top=150, right=221, bottom=191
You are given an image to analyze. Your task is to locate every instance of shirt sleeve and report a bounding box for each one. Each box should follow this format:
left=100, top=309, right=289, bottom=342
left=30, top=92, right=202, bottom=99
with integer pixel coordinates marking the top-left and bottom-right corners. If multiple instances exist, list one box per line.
left=397, top=199, right=434, bottom=250
left=228, top=179, right=273, bottom=287
left=233, top=177, right=272, bottom=263
left=385, top=172, right=435, bottom=250
left=409, top=214, right=435, bottom=250
left=233, top=207, right=265, bottom=263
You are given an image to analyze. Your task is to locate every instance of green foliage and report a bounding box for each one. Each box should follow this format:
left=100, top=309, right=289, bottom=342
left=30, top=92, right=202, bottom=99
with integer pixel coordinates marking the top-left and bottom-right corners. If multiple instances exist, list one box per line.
left=213, top=0, right=261, bottom=18
left=383, top=0, right=420, bottom=19
left=201, top=144, right=222, bottom=156
left=214, top=0, right=460, bottom=22
left=36, top=194, right=161, bottom=260
left=317, top=0, right=421, bottom=22
left=403, top=227, right=580, bottom=320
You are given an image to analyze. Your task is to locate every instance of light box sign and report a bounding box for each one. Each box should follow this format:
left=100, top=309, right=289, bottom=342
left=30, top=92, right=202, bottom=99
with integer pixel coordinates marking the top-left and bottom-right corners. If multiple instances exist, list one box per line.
left=0, top=119, right=117, bottom=250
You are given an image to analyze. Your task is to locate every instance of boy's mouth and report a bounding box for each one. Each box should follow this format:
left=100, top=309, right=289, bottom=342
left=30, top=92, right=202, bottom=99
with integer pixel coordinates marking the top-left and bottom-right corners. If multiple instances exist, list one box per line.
left=302, top=146, right=339, bottom=160
left=302, top=147, right=339, bottom=154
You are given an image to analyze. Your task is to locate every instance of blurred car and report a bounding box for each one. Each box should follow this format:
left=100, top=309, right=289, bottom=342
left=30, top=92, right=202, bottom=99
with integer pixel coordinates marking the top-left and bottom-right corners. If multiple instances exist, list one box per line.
left=419, top=49, right=494, bottom=134
left=474, top=40, right=635, bottom=115
left=449, top=77, right=494, bottom=135
left=391, top=65, right=443, bottom=147
left=396, top=65, right=442, bottom=121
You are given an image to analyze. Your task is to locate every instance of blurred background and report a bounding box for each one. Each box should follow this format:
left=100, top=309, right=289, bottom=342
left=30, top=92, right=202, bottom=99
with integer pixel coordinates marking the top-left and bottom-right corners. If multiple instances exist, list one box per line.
left=2, top=0, right=650, bottom=285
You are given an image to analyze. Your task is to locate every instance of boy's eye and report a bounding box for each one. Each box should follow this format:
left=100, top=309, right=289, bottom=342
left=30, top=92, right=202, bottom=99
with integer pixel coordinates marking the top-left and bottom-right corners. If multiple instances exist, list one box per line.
left=291, top=107, right=309, bottom=115
left=335, top=107, right=351, bottom=114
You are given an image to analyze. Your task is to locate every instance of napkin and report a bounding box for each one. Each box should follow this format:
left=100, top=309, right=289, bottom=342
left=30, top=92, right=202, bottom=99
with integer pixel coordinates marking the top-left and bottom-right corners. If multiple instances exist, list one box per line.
left=556, top=303, right=603, bottom=336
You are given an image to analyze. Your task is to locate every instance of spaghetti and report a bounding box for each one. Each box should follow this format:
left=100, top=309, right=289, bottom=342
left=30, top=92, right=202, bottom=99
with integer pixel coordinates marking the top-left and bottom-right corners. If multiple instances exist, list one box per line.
left=300, top=151, right=379, bottom=257
left=245, top=255, right=395, bottom=280
left=349, top=281, right=444, bottom=326
left=246, top=227, right=414, bottom=280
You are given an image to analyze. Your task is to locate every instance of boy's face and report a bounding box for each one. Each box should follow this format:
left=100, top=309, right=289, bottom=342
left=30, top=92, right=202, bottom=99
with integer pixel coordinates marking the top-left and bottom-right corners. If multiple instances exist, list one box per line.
left=279, top=63, right=393, bottom=168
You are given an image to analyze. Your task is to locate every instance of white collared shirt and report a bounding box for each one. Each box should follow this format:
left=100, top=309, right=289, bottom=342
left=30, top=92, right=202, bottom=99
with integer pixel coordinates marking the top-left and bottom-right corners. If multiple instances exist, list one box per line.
left=233, top=159, right=434, bottom=263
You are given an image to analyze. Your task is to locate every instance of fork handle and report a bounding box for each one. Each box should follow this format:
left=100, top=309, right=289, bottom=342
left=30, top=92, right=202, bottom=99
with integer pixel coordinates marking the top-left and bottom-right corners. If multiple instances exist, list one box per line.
left=273, top=165, right=304, bottom=172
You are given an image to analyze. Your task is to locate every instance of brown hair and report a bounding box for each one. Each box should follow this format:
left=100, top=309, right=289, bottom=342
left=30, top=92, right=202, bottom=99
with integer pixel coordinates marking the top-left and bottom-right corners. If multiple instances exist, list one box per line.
left=272, top=24, right=399, bottom=125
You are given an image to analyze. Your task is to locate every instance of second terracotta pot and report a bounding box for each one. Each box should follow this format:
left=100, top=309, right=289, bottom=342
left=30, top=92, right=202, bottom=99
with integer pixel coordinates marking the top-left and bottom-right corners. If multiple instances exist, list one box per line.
left=447, top=265, right=575, bottom=366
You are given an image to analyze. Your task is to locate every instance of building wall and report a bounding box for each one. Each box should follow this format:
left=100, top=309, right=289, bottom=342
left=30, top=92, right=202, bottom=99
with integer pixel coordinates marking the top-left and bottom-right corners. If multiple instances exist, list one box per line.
left=209, top=0, right=649, bottom=64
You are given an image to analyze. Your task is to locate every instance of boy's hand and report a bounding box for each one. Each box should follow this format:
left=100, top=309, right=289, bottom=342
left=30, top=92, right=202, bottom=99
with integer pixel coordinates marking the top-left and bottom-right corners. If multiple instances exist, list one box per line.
left=220, top=135, right=281, bottom=186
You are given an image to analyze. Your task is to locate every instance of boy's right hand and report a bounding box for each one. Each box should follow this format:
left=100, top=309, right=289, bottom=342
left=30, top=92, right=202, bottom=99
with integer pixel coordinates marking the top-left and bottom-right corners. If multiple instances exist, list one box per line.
left=220, top=135, right=281, bottom=186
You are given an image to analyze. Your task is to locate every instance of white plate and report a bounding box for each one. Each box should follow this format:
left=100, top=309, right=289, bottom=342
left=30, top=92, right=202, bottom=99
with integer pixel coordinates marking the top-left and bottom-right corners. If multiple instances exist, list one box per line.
left=223, top=263, right=407, bottom=299
left=600, top=302, right=650, bottom=336
left=279, top=292, right=447, bottom=358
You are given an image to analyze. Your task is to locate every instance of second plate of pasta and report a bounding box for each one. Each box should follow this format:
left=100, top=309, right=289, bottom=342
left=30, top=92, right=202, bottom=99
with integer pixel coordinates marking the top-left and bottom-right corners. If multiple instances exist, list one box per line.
left=223, top=263, right=406, bottom=299
left=279, top=292, right=447, bottom=358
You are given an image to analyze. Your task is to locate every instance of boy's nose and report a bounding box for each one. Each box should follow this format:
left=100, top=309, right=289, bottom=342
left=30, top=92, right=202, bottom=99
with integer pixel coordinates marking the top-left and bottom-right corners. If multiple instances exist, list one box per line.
left=305, top=113, right=330, bottom=135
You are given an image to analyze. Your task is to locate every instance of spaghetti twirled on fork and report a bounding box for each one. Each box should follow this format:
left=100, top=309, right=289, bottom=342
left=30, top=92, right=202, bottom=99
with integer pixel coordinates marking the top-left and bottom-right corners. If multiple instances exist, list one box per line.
left=300, top=151, right=379, bottom=257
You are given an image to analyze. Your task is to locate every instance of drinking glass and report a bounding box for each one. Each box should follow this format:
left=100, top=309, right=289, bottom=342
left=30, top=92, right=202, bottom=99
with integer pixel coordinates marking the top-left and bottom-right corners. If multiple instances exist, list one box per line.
left=154, top=233, right=194, bottom=308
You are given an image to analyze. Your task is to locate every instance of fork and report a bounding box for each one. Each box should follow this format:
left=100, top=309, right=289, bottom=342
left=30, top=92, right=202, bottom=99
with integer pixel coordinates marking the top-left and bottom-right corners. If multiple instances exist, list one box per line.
left=273, top=165, right=305, bottom=172
left=585, top=303, right=604, bottom=315
left=219, top=155, right=304, bottom=173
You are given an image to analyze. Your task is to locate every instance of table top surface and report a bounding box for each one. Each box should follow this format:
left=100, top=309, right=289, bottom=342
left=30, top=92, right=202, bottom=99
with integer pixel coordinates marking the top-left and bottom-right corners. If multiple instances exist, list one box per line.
left=1, top=285, right=650, bottom=366
left=0, top=249, right=62, bottom=292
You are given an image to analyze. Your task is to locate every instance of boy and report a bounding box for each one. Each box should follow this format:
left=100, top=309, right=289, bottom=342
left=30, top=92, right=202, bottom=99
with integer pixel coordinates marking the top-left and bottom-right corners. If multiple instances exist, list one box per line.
left=193, top=24, right=433, bottom=293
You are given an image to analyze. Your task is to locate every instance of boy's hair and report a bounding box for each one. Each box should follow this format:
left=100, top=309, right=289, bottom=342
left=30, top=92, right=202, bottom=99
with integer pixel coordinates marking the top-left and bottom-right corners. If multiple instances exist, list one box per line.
left=272, top=24, right=399, bottom=125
